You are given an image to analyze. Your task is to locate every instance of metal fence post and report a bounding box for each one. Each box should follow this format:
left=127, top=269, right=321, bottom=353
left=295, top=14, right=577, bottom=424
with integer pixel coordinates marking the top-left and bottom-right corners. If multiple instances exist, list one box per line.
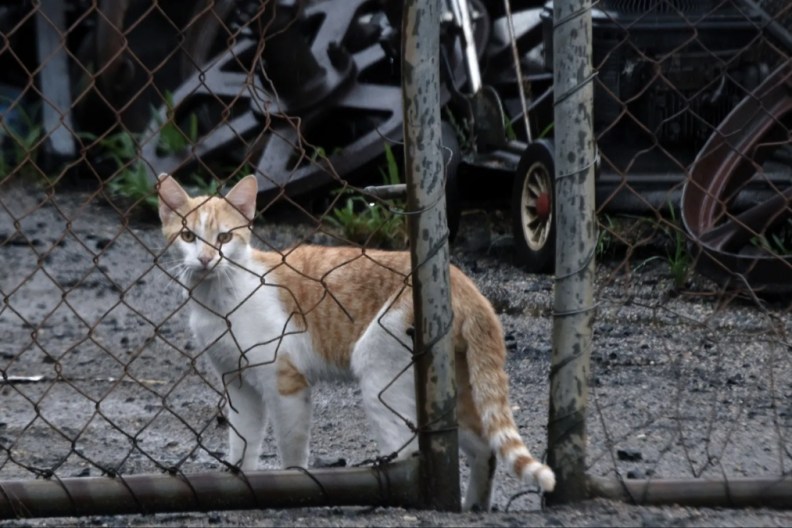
left=546, top=0, right=596, bottom=505
left=401, top=0, right=461, bottom=512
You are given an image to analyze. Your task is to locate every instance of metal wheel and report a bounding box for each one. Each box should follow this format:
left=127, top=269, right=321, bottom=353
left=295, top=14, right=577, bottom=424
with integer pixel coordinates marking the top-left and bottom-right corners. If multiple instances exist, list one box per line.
left=682, top=60, right=792, bottom=294
left=511, top=140, right=555, bottom=272
left=139, top=0, right=484, bottom=198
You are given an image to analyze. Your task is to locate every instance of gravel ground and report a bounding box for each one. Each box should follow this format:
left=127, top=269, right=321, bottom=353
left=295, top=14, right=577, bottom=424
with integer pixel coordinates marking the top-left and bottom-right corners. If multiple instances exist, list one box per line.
left=1, top=182, right=791, bottom=526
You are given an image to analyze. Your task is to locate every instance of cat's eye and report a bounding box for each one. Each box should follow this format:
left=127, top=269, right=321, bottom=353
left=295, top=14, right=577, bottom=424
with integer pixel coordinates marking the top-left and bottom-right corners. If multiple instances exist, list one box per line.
left=217, top=232, right=233, bottom=244
left=180, top=230, right=195, bottom=242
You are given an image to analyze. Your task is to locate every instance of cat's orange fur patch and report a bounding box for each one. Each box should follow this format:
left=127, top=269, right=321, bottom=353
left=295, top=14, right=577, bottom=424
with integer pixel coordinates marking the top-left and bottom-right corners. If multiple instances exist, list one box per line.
left=276, top=355, right=309, bottom=396
left=254, top=247, right=415, bottom=367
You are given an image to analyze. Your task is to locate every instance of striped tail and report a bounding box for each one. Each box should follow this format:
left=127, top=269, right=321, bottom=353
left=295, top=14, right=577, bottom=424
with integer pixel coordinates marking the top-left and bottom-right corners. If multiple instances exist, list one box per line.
left=454, top=270, right=556, bottom=492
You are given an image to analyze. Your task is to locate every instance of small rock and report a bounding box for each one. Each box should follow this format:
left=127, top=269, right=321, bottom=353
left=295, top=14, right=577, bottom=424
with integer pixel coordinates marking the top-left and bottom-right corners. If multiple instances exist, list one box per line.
left=626, top=469, right=644, bottom=479
left=617, top=448, right=643, bottom=461
left=313, top=456, right=346, bottom=468
left=95, top=238, right=113, bottom=251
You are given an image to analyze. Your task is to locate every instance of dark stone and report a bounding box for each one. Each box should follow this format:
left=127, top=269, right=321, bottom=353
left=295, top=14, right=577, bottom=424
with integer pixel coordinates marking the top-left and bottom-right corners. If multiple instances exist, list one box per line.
left=617, top=448, right=643, bottom=461
left=95, top=238, right=113, bottom=251
left=313, top=456, right=347, bottom=468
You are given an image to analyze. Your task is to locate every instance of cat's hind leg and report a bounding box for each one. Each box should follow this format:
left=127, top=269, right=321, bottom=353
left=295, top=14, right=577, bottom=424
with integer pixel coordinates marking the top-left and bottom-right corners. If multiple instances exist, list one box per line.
left=460, top=428, right=497, bottom=511
left=351, top=303, right=418, bottom=460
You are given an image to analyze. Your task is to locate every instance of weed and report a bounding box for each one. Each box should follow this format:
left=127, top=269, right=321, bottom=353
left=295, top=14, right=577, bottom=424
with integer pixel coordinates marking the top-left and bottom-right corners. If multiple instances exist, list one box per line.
left=596, top=213, right=617, bottom=258
left=89, top=92, right=212, bottom=212
left=750, top=217, right=792, bottom=255
left=504, top=116, right=517, bottom=142
left=84, top=129, right=158, bottom=211
left=443, top=109, right=474, bottom=153
left=634, top=206, right=691, bottom=289
left=153, top=92, right=198, bottom=156
left=664, top=205, right=690, bottom=289
left=379, top=141, right=400, bottom=186
left=326, top=143, right=407, bottom=249
left=0, top=98, right=44, bottom=182
left=538, top=122, right=554, bottom=139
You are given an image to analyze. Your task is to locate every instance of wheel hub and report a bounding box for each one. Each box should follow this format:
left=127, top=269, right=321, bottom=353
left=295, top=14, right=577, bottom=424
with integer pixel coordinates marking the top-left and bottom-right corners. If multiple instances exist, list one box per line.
left=535, top=191, right=551, bottom=221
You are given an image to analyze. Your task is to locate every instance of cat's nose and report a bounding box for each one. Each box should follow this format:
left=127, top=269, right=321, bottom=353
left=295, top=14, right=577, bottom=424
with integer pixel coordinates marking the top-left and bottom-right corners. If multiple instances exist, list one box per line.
left=198, top=255, right=213, bottom=268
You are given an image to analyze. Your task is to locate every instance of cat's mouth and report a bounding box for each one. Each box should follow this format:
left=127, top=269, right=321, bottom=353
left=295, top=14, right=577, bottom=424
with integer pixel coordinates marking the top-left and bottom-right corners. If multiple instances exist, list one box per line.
left=184, top=260, right=226, bottom=283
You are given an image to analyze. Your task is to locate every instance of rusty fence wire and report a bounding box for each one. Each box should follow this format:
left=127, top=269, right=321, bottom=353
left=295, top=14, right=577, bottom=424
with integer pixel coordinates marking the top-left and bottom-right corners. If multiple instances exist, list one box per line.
left=3, top=0, right=792, bottom=520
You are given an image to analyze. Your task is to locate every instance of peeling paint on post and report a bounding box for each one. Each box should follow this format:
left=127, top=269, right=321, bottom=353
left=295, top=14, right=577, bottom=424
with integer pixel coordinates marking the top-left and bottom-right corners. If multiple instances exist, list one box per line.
left=547, top=0, right=595, bottom=505
left=401, top=0, right=460, bottom=512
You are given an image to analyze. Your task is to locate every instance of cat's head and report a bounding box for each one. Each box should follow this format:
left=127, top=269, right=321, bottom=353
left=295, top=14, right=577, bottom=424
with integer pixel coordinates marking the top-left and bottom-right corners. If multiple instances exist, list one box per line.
left=157, top=174, right=257, bottom=282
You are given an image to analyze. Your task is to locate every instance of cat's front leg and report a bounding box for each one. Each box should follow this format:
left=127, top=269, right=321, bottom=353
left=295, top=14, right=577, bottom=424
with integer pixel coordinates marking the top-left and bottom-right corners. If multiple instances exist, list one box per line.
left=224, top=375, right=267, bottom=471
left=268, top=355, right=312, bottom=468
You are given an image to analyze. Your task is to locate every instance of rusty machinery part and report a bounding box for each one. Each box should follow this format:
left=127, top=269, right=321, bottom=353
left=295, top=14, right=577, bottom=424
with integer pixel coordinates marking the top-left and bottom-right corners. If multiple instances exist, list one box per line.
left=138, top=0, right=489, bottom=199
left=682, top=60, right=792, bottom=294
left=511, top=139, right=555, bottom=273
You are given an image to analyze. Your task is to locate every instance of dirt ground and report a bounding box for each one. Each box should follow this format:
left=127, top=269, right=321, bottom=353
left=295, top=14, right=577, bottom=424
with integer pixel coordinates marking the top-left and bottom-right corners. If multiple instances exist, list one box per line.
left=1, top=181, right=791, bottom=526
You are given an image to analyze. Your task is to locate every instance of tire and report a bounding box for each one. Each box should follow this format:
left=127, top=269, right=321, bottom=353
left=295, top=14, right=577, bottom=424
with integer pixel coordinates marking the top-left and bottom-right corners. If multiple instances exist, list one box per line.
left=511, top=139, right=556, bottom=273
left=441, top=121, right=462, bottom=242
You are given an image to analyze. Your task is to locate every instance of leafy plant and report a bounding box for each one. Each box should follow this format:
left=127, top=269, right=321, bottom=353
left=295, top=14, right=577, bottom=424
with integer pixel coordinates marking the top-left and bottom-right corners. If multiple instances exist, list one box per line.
left=664, top=205, right=690, bottom=289
left=154, top=91, right=198, bottom=156
left=538, top=122, right=554, bottom=139
left=596, top=213, right=616, bottom=258
left=326, top=143, right=407, bottom=249
left=443, top=109, right=474, bottom=153
left=0, top=99, right=44, bottom=182
left=634, top=205, right=691, bottom=289
left=750, top=217, right=792, bottom=255
left=90, top=93, right=209, bottom=212
left=87, top=129, right=158, bottom=211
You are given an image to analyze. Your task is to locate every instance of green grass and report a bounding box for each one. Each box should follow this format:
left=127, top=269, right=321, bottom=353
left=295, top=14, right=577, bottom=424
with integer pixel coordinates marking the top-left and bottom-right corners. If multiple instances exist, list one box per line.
left=751, top=217, right=792, bottom=255
left=154, top=91, right=198, bottom=156
left=0, top=99, right=44, bottom=183
left=326, top=143, right=407, bottom=249
left=598, top=209, right=692, bottom=290
left=90, top=92, right=226, bottom=213
left=664, top=205, right=690, bottom=289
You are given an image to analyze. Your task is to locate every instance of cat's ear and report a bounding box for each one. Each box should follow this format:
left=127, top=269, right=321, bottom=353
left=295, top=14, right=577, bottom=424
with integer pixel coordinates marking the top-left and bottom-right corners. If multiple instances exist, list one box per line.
left=157, top=173, right=190, bottom=223
left=224, top=175, right=258, bottom=221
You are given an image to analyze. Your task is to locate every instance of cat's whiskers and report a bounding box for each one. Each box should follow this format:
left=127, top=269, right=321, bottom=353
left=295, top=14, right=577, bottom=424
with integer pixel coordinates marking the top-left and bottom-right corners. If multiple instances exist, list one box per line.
left=154, top=255, right=194, bottom=291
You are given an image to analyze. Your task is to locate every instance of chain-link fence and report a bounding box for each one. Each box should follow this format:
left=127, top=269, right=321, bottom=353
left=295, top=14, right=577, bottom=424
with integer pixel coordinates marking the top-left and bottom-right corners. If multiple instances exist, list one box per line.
left=2, top=0, right=792, bottom=521
left=583, top=0, right=792, bottom=506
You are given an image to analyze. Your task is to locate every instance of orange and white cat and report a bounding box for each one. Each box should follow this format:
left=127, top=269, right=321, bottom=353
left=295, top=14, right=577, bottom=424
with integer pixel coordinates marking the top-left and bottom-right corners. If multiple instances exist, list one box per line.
left=157, top=173, right=554, bottom=511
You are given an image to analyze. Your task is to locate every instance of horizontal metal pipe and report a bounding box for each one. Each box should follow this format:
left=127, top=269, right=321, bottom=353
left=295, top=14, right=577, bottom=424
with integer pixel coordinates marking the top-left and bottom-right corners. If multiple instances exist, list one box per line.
left=589, top=476, right=792, bottom=509
left=0, top=458, right=420, bottom=519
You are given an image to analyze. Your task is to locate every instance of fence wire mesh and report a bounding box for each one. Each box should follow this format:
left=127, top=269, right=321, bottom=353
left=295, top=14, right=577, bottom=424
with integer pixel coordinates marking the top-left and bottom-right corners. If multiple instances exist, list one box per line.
left=1, top=0, right=791, bottom=520
left=588, top=0, right=792, bottom=496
